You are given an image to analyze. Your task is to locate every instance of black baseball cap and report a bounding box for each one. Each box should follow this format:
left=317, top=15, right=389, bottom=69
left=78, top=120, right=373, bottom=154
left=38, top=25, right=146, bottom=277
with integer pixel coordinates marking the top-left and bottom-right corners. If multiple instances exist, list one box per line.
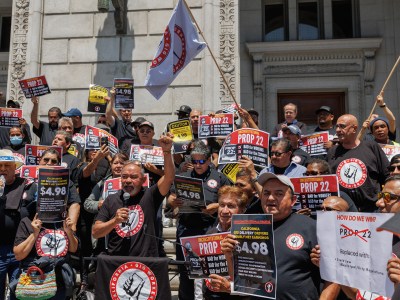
left=316, top=106, right=333, bottom=115
left=132, top=117, right=146, bottom=126
left=176, top=105, right=192, bottom=115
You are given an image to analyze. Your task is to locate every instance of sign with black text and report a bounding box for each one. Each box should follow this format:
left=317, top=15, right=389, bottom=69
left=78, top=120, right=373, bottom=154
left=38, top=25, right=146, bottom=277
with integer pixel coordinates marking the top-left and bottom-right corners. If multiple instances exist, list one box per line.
left=0, top=108, right=22, bottom=127
left=232, top=214, right=276, bottom=299
left=180, top=233, right=230, bottom=279
left=129, top=145, right=164, bottom=165
left=24, top=145, right=63, bottom=166
left=220, top=163, right=239, bottom=183
left=379, top=143, right=400, bottom=161
left=218, top=129, right=269, bottom=167
left=167, top=119, right=193, bottom=153
left=37, top=168, right=69, bottom=221
left=300, top=132, right=329, bottom=156
left=88, top=84, right=108, bottom=113
left=85, top=125, right=118, bottom=156
left=19, top=75, right=51, bottom=98
left=114, top=78, right=134, bottom=109
left=198, top=113, right=234, bottom=138
left=174, top=175, right=206, bottom=213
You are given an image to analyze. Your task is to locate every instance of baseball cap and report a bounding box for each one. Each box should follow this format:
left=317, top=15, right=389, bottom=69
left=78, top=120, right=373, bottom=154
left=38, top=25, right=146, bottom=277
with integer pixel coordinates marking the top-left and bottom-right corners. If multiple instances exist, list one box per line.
left=247, top=108, right=259, bottom=116
left=138, top=121, right=154, bottom=129
left=377, top=214, right=400, bottom=236
left=176, top=105, right=192, bottom=115
left=370, top=117, right=389, bottom=131
left=257, top=172, right=295, bottom=192
left=63, top=108, right=82, bottom=118
left=316, top=106, right=333, bottom=115
left=132, top=117, right=146, bottom=126
left=0, top=149, right=23, bottom=168
left=6, top=100, right=21, bottom=108
left=282, top=124, right=301, bottom=136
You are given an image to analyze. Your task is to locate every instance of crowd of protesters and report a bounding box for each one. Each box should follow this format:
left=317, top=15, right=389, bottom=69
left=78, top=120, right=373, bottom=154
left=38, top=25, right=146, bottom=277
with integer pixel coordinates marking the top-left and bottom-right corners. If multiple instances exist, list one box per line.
left=0, top=88, right=399, bottom=300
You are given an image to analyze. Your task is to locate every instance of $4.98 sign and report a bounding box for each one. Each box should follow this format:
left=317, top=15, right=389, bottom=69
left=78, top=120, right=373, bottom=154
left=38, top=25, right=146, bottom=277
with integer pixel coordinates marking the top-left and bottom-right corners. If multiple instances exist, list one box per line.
left=40, top=186, right=67, bottom=197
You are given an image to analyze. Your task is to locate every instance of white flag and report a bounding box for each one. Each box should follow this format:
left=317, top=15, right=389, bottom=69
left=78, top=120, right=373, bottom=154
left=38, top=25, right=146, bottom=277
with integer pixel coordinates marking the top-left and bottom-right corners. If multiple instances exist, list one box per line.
left=144, top=0, right=206, bottom=100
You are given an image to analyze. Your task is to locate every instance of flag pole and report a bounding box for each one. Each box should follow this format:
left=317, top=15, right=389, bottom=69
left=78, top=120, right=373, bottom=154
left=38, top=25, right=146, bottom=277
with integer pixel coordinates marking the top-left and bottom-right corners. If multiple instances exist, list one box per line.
left=182, top=0, right=239, bottom=107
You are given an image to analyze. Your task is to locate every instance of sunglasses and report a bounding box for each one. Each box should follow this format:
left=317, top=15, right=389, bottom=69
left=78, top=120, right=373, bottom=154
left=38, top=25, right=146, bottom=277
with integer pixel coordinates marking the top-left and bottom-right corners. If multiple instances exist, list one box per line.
left=389, top=165, right=400, bottom=172
left=139, top=129, right=153, bottom=134
left=270, top=151, right=286, bottom=157
left=378, top=192, right=400, bottom=204
left=318, top=205, right=340, bottom=212
left=42, top=157, right=59, bottom=164
left=303, top=171, right=329, bottom=176
left=192, top=159, right=207, bottom=165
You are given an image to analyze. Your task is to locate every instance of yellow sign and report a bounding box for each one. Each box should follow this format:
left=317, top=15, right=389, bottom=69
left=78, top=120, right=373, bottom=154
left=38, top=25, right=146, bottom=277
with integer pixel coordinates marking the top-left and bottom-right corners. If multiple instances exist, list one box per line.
left=88, top=84, right=108, bottom=105
left=221, top=163, right=239, bottom=183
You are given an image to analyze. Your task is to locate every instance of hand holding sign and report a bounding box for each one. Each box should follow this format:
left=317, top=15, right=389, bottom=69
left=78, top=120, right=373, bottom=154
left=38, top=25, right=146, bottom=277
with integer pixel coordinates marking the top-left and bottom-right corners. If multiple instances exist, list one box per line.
left=31, top=214, right=42, bottom=237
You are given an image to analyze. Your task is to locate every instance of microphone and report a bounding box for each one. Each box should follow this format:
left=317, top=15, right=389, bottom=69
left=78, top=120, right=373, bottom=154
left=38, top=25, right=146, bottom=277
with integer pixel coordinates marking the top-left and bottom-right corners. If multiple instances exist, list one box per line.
left=122, top=192, right=130, bottom=227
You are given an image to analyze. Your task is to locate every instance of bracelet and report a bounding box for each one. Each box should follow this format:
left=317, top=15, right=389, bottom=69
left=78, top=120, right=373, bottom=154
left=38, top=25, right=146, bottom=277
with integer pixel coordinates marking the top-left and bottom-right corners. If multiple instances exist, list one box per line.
left=163, top=150, right=172, bottom=154
left=380, top=104, right=386, bottom=108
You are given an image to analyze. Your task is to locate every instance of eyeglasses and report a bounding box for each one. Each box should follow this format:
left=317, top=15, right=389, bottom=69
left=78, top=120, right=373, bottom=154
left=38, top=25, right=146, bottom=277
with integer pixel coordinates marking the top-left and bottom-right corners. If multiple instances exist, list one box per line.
left=192, top=159, right=207, bottom=165
left=42, top=157, right=59, bottom=164
left=318, top=205, right=340, bottom=212
left=270, top=151, right=286, bottom=157
left=139, top=129, right=153, bottom=134
left=378, top=192, right=400, bottom=204
left=388, top=165, right=400, bottom=172
left=335, top=123, right=351, bottom=129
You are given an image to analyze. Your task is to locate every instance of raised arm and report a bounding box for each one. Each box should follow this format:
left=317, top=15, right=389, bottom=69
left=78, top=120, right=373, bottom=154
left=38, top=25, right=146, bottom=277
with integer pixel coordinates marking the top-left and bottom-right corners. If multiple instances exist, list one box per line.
left=105, top=88, right=118, bottom=127
left=377, top=93, right=396, bottom=134
left=157, top=133, right=175, bottom=196
left=30, top=96, right=40, bottom=130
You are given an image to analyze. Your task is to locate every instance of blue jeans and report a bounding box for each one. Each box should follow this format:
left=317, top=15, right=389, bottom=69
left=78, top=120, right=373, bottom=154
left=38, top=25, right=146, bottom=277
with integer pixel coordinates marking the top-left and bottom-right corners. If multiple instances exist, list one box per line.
left=0, top=244, right=19, bottom=300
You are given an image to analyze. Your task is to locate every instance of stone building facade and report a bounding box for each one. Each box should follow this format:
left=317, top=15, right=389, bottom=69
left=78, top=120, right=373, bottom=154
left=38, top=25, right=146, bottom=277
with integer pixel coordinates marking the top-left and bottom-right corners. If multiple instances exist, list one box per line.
left=1, top=0, right=400, bottom=136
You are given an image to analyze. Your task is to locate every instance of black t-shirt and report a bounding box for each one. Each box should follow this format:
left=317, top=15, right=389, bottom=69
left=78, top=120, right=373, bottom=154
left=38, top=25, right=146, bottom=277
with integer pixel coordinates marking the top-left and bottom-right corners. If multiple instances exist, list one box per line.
left=61, top=152, right=81, bottom=184
left=73, top=125, right=86, bottom=135
left=33, top=121, right=58, bottom=145
left=291, top=148, right=310, bottom=166
left=271, top=213, right=320, bottom=300
left=245, top=196, right=263, bottom=214
left=111, top=118, right=137, bottom=149
left=327, top=140, right=389, bottom=212
left=96, top=185, right=164, bottom=257
left=0, top=178, right=37, bottom=245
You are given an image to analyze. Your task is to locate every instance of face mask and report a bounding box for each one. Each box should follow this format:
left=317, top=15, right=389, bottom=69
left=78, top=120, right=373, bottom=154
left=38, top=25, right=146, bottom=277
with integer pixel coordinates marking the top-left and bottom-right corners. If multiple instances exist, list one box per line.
left=10, top=136, right=23, bottom=146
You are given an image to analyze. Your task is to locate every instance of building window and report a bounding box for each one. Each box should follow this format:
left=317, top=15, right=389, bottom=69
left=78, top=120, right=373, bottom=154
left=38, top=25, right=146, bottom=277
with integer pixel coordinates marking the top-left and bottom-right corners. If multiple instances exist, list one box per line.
left=0, top=16, right=11, bottom=52
left=332, top=0, right=360, bottom=38
left=264, top=0, right=288, bottom=41
left=298, top=0, right=322, bottom=40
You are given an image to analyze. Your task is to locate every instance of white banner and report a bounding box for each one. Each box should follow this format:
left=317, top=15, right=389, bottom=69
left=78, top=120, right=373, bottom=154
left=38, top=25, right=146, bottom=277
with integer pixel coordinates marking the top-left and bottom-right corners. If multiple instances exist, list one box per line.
left=144, top=0, right=206, bottom=99
left=317, top=211, right=394, bottom=297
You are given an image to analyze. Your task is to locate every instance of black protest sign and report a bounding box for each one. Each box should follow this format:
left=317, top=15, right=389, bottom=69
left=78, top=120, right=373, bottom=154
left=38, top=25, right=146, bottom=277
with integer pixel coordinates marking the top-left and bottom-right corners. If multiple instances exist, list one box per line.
left=232, top=214, right=276, bottom=299
left=114, top=78, right=134, bottom=109
left=37, top=168, right=69, bottom=222
left=167, top=119, right=193, bottom=153
left=174, top=175, right=206, bottom=213
left=19, top=75, right=51, bottom=98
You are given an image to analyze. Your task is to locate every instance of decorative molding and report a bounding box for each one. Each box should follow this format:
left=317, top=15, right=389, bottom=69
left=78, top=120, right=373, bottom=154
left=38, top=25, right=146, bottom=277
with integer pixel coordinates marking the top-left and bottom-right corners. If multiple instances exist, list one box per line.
left=8, top=0, right=30, bottom=102
left=219, top=0, right=236, bottom=106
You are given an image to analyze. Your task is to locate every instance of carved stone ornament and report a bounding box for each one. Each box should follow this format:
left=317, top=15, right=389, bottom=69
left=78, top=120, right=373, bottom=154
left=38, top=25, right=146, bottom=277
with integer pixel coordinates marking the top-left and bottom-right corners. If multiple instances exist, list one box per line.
left=219, top=0, right=236, bottom=106
left=9, top=0, right=30, bottom=102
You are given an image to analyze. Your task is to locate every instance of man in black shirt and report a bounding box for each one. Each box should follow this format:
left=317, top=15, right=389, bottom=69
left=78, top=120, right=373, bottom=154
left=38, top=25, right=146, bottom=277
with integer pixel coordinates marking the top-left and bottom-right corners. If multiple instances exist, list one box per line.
left=282, top=124, right=311, bottom=166
left=92, top=133, right=175, bottom=256
left=30, top=96, right=62, bottom=145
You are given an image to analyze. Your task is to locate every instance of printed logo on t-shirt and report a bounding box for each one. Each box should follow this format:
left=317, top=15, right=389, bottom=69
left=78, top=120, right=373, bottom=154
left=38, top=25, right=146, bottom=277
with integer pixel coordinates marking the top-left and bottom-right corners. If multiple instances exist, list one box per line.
left=207, top=179, right=218, bottom=188
left=356, top=290, right=390, bottom=300
left=35, top=229, right=69, bottom=258
left=109, top=262, right=157, bottom=300
left=336, top=158, right=367, bottom=189
left=291, top=156, right=301, bottom=164
left=61, top=162, right=68, bottom=168
left=115, top=205, right=144, bottom=238
left=265, top=281, right=274, bottom=293
left=286, top=233, right=304, bottom=250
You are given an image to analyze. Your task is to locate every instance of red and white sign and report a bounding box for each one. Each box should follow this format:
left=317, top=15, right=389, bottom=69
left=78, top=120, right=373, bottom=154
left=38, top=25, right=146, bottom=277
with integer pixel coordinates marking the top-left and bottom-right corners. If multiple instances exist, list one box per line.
left=129, top=145, right=164, bottom=165
left=198, top=113, right=234, bottom=138
left=35, top=229, right=69, bottom=258
left=20, top=165, right=63, bottom=179
left=19, top=75, right=51, bottom=98
left=0, top=108, right=22, bottom=128
left=300, top=131, right=329, bottom=156
left=336, top=158, right=367, bottom=189
left=379, top=143, right=400, bottom=161
left=85, top=125, right=118, bottom=156
left=24, top=145, right=63, bottom=166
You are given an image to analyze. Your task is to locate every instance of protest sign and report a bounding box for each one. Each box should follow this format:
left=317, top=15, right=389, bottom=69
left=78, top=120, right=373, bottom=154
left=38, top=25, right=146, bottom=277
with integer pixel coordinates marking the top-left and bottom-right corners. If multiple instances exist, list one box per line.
left=220, top=163, right=240, bottom=183
left=317, top=211, right=394, bottom=297
left=300, top=131, right=329, bottom=156
left=0, top=108, right=22, bottom=127
left=24, top=145, right=63, bottom=166
left=198, top=113, right=234, bottom=139
left=85, top=125, right=118, bottom=155
left=103, top=175, right=150, bottom=200
left=290, top=175, right=339, bottom=213
left=232, top=214, right=276, bottom=299
left=379, top=143, right=400, bottom=161
left=12, top=152, right=24, bottom=175
left=218, top=129, right=269, bottom=167
left=88, top=84, right=108, bottom=113
left=174, top=175, right=206, bottom=213
left=72, top=133, right=85, bottom=148
left=37, top=168, right=70, bottom=222
left=19, top=75, right=51, bottom=98
left=167, top=119, right=193, bottom=153
left=129, top=145, right=164, bottom=165
left=222, top=103, right=240, bottom=114
left=180, top=233, right=230, bottom=279
left=114, top=78, right=134, bottom=109
left=20, top=165, right=63, bottom=179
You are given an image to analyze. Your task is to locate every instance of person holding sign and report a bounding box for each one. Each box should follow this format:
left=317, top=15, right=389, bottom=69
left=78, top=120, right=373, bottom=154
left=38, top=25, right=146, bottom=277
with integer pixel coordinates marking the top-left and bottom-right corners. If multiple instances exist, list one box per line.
left=0, top=150, right=36, bottom=299
left=221, top=173, right=327, bottom=299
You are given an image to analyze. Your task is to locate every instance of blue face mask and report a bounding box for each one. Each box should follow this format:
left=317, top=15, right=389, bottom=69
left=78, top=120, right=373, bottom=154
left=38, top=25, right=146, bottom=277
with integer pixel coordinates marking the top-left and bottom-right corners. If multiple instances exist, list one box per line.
left=10, top=136, right=23, bottom=146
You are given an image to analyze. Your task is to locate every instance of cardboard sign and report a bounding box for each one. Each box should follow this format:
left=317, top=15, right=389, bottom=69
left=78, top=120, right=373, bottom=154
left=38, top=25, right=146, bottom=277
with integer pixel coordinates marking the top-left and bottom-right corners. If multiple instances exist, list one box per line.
left=167, top=119, right=194, bottom=153
left=88, top=84, right=108, bottom=113
left=85, top=125, right=118, bottom=156
left=198, top=113, right=234, bottom=138
left=180, top=233, right=230, bottom=279
left=24, top=145, right=63, bottom=166
left=379, top=143, right=400, bottom=161
left=174, top=175, right=206, bottom=213
left=0, top=108, right=22, bottom=127
left=317, top=211, right=394, bottom=297
left=220, top=163, right=240, bottom=184
left=19, top=75, right=51, bottom=98
left=231, top=214, right=276, bottom=299
left=290, top=175, right=340, bottom=212
left=37, top=168, right=70, bottom=221
left=218, top=129, right=269, bottom=167
left=129, top=145, right=164, bottom=165
left=114, top=78, right=134, bottom=109
left=300, top=131, right=329, bottom=156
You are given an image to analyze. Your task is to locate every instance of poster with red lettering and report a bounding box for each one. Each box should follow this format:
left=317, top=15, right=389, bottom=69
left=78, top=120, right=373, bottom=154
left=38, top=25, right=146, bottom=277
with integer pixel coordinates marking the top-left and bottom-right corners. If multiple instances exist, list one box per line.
left=198, top=113, right=234, bottom=138
left=19, top=75, right=51, bottom=98
left=218, top=129, right=269, bottom=167
left=0, top=108, right=22, bottom=127
left=24, top=145, right=63, bottom=166
left=180, top=232, right=229, bottom=279
left=290, top=175, right=340, bottom=213
left=300, top=131, right=329, bottom=156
